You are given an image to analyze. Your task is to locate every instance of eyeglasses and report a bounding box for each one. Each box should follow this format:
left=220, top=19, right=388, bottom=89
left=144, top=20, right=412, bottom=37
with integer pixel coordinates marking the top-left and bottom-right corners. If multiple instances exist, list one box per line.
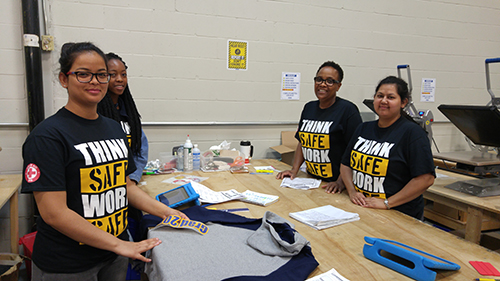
left=313, top=76, right=340, bottom=86
left=66, top=71, right=110, bottom=84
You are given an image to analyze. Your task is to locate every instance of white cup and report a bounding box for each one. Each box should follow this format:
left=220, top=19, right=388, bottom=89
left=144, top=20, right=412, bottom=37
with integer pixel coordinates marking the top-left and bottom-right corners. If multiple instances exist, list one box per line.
left=240, top=140, right=253, bottom=164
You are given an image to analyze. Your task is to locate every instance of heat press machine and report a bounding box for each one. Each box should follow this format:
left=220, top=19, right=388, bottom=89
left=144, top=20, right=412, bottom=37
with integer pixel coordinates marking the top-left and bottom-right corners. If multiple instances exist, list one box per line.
left=363, top=64, right=434, bottom=146
left=434, top=58, right=500, bottom=196
left=363, top=236, right=460, bottom=281
left=434, top=58, right=500, bottom=177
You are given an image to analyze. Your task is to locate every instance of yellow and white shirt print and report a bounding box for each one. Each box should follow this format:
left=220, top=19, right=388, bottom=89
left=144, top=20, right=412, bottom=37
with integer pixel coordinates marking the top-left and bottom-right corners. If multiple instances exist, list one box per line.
left=298, top=119, right=334, bottom=178
left=76, top=138, right=130, bottom=237
left=349, top=136, right=395, bottom=199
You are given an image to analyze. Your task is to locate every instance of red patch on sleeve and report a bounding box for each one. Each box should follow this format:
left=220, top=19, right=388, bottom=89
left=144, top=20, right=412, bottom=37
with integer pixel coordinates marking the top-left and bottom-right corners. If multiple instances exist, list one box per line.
left=25, top=163, right=40, bottom=183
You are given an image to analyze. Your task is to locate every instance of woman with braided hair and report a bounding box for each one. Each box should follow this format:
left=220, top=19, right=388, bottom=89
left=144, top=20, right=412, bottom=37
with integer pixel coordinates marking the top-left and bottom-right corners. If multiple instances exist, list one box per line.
left=97, top=53, right=148, bottom=229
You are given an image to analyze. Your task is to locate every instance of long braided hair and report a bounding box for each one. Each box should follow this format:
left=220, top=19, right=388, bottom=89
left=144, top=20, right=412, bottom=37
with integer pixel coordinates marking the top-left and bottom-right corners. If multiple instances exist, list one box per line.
left=97, top=53, right=142, bottom=155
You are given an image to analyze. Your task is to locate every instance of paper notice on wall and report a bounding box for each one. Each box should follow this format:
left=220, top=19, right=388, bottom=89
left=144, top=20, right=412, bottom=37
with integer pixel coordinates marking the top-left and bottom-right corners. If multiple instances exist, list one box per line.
left=281, top=72, right=301, bottom=100
left=227, top=40, right=248, bottom=70
left=420, top=78, right=435, bottom=102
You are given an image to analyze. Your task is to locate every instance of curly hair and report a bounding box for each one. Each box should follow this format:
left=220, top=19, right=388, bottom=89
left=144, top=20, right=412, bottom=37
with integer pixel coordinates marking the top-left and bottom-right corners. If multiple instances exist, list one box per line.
left=316, top=61, right=344, bottom=82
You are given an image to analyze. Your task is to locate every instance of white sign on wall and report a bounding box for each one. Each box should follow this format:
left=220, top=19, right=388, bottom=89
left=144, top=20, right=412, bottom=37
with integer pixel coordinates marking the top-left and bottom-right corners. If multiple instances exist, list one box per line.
left=281, top=72, right=301, bottom=100
left=420, top=78, right=436, bottom=102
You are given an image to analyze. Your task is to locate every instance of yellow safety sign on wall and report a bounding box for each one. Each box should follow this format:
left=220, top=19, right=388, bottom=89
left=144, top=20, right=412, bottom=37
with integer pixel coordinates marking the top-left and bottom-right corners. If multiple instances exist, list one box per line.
left=227, top=40, right=248, bottom=70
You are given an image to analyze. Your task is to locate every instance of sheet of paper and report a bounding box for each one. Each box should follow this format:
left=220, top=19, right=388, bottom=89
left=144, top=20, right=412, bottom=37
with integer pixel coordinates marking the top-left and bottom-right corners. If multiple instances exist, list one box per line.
left=306, top=267, right=350, bottom=281
left=281, top=72, right=301, bottom=100
left=420, top=78, right=436, bottom=102
left=253, top=166, right=276, bottom=171
left=436, top=172, right=450, bottom=179
left=162, top=174, right=209, bottom=184
left=189, top=182, right=244, bottom=204
left=240, top=190, right=279, bottom=206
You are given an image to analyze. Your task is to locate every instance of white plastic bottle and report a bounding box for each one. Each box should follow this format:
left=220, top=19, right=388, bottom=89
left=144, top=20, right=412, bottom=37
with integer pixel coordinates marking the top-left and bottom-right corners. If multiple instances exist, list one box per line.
left=193, top=144, right=201, bottom=171
left=183, top=135, right=193, bottom=172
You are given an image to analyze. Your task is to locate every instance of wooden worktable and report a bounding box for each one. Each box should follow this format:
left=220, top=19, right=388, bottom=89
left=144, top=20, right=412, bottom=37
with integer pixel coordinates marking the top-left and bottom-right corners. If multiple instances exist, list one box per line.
left=140, top=159, right=500, bottom=280
left=424, top=169, right=500, bottom=243
left=0, top=174, right=22, bottom=254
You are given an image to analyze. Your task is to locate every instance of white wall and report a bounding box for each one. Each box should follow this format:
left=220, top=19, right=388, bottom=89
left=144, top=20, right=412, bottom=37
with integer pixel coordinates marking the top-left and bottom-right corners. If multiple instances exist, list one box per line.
left=1, top=0, right=499, bottom=251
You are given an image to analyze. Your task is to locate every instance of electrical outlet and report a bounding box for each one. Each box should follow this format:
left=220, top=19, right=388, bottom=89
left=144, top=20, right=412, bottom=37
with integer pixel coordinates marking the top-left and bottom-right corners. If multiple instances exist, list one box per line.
left=41, top=35, right=54, bottom=51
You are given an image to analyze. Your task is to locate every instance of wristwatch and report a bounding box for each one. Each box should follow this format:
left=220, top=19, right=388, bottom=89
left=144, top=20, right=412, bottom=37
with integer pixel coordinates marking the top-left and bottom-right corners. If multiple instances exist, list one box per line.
left=383, top=199, right=390, bottom=209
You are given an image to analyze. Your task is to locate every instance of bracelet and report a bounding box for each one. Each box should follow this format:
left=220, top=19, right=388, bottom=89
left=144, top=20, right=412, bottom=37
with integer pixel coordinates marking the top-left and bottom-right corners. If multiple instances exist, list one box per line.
left=383, top=199, right=390, bottom=210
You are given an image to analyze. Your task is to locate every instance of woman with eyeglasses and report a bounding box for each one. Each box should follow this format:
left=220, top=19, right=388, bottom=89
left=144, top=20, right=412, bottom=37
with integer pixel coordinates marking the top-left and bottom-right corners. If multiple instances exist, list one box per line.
left=340, top=76, right=435, bottom=220
left=276, top=61, right=362, bottom=194
left=97, top=53, right=148, bottom=232
left=21, top=42, right=187, bottom=281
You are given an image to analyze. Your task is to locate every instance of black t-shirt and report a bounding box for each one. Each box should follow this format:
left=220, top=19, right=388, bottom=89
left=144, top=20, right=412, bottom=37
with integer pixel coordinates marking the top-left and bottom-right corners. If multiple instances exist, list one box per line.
left=296, top=97, right=362, bottom=182
left=116, top=98, right=133, bottom=148
left=21, top=107, right=136, bottom=273
left=341, top=117, right=436, bottom=219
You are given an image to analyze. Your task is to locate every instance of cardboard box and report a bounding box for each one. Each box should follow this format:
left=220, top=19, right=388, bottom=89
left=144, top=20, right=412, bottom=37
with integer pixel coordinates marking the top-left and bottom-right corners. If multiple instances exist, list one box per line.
left=0, top=253, right=24, bottom=281
left=270, top=131, right=298, bottom=166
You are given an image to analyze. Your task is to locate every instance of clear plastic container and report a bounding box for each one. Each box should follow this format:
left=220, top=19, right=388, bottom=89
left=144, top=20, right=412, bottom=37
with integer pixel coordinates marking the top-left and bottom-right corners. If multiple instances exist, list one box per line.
left=176, top=146, right=184, bottom=171
left=183, top=135, right=193, bottom=172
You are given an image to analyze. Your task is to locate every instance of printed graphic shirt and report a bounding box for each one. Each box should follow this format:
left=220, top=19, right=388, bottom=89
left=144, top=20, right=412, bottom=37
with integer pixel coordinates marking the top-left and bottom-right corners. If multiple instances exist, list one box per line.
left=21, top=107, right=136, bottom=273
left=341, top=117, right=435, bottom=219
left=296, top=97, right=362, bottom=182
left=144, top=206, right=319, bottom=281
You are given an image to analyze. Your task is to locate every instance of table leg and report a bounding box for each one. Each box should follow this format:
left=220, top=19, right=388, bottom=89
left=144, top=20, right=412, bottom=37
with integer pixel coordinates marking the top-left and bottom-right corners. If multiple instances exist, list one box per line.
left=464, top=206, right=483, bottom=244
left=10, top=191, right=19, bottom=254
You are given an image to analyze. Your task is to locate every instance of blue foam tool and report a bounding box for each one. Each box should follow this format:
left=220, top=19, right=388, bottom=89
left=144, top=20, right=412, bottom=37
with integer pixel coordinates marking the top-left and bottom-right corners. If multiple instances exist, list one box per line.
left=363, top=237, right=460, bottom=281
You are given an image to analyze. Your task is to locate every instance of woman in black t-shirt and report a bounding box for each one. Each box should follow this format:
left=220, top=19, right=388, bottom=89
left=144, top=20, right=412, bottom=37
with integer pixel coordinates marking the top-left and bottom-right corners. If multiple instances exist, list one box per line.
left=22, top=42, right=188, bottom=280
left=276, top=61, right=362, bottom=194
left=340, top=76, right=435, bottom=219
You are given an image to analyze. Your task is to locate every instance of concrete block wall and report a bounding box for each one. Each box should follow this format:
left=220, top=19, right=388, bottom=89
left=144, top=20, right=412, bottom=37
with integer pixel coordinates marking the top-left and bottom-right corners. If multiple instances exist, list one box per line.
left=1, top=0, right=500, bottom=253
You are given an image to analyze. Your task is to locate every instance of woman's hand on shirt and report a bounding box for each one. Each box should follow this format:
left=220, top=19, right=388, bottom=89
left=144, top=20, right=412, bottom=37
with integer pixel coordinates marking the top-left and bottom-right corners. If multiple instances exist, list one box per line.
left=114, top=238, right=162, bottom=262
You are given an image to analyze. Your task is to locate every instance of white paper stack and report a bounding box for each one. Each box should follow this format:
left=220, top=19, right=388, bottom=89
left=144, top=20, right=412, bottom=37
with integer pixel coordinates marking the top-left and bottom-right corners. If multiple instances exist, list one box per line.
left=289, top=205, right=359, bottom=230
left=280, top=177, right=321, bottom=190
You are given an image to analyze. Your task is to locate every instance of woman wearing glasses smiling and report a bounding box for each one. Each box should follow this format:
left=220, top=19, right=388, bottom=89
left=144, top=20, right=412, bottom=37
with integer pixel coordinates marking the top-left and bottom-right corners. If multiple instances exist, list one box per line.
left=276, top=61, right=362, bottom=194
left=21, top=42, right=187, bottom=281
